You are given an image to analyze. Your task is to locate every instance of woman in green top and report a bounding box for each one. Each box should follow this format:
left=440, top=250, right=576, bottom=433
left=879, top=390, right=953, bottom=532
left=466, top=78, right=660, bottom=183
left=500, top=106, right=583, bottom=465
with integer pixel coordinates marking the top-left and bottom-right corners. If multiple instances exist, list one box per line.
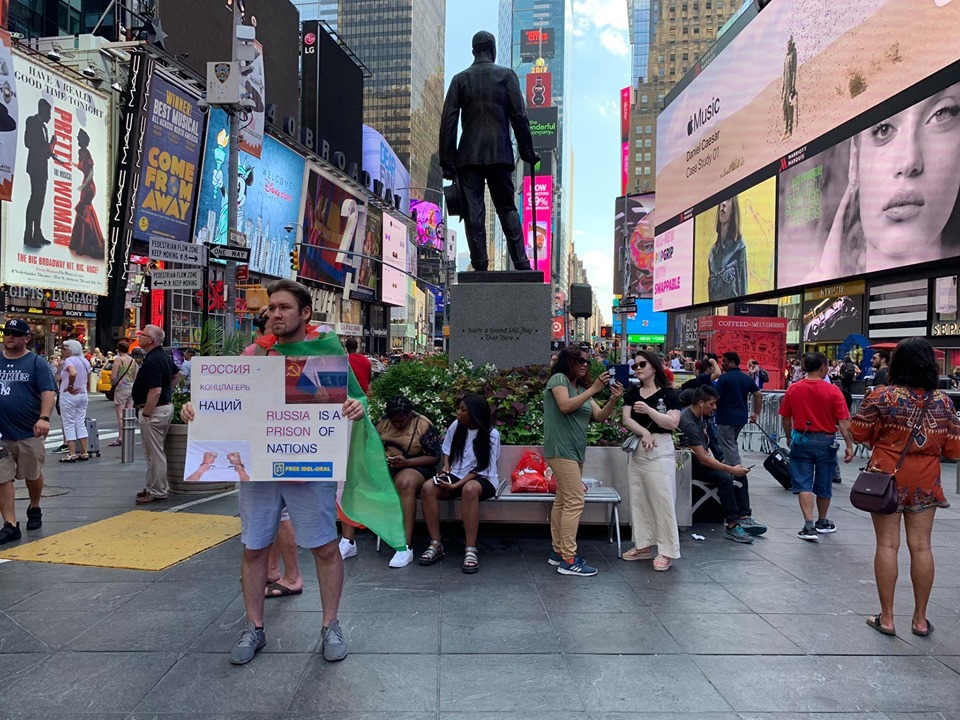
left=543, top=346, right=623, bottom=576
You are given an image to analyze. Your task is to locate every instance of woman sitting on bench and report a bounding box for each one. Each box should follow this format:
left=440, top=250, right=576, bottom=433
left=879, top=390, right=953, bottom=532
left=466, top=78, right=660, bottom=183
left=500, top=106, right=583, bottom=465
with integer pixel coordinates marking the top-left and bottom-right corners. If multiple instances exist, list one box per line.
left=419, top=394, right=500, bottom=574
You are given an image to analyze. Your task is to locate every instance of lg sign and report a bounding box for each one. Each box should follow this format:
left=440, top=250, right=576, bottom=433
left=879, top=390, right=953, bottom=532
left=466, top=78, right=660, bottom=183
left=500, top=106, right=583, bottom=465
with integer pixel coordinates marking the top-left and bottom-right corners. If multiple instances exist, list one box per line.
left=304, top=32, right=316, bottom=53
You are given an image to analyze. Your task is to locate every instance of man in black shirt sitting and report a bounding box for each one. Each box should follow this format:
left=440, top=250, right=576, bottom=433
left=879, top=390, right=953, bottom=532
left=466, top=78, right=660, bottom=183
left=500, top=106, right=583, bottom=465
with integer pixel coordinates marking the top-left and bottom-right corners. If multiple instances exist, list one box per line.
left=678, top=385, right=767, bottom=543
left=131, top=325, right=180, bottom=503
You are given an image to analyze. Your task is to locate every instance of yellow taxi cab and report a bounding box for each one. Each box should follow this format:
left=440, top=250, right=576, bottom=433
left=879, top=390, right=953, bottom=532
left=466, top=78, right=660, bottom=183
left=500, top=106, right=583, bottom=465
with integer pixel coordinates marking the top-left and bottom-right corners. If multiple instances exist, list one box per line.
left=97, top=360, right=113, bottom=393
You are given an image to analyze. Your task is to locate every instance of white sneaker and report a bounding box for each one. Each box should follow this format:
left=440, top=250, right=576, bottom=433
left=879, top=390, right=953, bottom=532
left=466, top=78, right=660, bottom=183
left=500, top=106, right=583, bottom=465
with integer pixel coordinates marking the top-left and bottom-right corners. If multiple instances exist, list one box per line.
left=388, top=547, right=414, bottom=568
left=339, top=537, right=357, bottom=559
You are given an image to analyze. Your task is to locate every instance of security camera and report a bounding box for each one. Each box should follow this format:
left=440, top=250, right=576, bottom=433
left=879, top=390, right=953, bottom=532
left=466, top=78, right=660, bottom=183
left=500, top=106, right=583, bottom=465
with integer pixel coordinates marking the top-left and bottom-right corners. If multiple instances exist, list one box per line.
left=283, top=223, right=294, bottom=233
left=240, top=97, right=256, bottom=111
left=197, top=98, right=210, bottom=114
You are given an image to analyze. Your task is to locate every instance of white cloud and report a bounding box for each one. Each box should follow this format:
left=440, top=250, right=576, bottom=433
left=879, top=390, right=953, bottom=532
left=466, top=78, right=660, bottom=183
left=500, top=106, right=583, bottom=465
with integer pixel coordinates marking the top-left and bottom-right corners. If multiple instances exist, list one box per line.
left=572, top=0, right=630, bottom=57
left=599, top=29, right=629, bottom=57
left=595, top=98, right=619, bottom=119
left=573, top=0, right=629, bottom=32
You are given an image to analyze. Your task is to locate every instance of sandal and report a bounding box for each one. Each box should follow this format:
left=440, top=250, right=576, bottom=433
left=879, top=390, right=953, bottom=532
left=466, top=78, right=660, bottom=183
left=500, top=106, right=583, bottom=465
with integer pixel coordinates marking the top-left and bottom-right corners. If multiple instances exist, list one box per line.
left=78, top=453, right=91, bottom=461
left=462, top=546, right=479, bottom=574
left=59, top=455, right=78, bottom=463
left=653, top=555, right=673, bottom=572
left=418, top=540, right=444, bottom=566
left=623, top=546, right=655, bottom=562
left=108, top=440, right=122, bottom=447
left=912, top=620, right=934, bottom=637
left=866, top=614, right=896, bottom=636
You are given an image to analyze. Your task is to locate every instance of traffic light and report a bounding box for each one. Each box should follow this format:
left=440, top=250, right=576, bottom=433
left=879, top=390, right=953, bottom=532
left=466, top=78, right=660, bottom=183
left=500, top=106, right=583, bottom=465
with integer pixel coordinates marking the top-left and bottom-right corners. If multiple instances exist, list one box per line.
left=289, top=247, right=299, bottom=273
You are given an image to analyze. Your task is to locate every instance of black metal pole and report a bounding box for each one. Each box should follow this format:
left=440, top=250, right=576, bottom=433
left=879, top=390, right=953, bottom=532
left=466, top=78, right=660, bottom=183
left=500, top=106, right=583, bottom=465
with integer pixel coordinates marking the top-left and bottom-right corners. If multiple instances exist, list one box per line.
left=529, top=160, right=538, bottom=271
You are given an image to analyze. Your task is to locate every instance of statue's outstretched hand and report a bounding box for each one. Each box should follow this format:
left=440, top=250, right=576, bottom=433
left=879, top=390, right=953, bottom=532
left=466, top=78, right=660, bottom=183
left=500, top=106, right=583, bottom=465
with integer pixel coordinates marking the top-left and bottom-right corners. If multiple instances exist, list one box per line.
left=442, top=164, right=456, bottom=181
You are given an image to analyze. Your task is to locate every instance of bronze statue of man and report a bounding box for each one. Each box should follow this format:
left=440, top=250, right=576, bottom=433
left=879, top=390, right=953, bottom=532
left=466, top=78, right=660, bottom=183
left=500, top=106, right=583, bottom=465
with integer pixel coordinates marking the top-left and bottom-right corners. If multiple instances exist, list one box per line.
left=440, top=30, right=540, bottom=271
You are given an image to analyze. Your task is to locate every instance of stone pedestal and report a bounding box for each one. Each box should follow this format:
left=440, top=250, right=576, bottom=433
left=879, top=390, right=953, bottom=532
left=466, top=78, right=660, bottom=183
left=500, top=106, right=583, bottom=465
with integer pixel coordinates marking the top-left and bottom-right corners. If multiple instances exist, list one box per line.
left=449, top=281, right=551, bottom=369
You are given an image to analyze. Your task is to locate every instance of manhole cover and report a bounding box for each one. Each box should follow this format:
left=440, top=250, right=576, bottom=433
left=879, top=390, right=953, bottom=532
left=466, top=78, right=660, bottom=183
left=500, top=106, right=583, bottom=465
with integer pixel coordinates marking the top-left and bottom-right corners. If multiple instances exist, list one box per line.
left=14, top=485, right=71, bottom=499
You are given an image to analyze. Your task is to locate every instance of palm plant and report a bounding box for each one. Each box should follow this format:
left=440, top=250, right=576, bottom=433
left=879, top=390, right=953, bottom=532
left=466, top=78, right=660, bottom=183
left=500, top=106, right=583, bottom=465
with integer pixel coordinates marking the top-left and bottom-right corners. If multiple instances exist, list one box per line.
left=172, top=320, right=249, bottom=423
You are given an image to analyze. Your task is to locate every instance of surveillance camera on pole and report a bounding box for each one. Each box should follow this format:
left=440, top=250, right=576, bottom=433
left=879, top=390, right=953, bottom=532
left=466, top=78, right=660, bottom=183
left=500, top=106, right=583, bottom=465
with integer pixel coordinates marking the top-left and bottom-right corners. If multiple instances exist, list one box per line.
left=201, top=6, right=257, bottom=330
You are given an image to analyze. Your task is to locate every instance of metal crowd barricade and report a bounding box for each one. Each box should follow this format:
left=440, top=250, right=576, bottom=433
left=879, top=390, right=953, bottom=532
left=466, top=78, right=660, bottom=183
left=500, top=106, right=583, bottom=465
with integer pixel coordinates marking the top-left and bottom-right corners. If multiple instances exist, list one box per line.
left=738, top=391, right=870, bottom=457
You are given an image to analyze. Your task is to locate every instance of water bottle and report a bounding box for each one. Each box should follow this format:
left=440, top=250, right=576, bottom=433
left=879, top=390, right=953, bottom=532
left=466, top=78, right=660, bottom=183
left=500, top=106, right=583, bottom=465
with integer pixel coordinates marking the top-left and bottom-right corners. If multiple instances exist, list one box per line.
left=656, top=397, right=667, bottom=414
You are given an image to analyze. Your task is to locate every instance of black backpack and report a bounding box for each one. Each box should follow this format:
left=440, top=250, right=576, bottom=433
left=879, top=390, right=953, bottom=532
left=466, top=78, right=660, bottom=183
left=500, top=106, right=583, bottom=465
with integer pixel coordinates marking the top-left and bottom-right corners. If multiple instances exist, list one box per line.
left=842, top=363, right=856, bottom=381
left=758, top=367, right=770, bottom=384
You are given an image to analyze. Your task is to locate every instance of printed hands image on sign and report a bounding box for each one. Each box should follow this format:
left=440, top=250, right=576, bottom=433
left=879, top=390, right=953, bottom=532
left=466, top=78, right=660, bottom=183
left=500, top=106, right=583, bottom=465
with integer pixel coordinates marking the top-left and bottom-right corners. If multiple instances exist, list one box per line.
left=185, top=356, right=350, bottom=482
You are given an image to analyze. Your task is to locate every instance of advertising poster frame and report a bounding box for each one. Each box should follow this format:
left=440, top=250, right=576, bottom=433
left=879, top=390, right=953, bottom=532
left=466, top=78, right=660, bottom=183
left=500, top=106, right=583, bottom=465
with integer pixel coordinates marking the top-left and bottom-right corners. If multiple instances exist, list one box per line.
left=2, top=51, right=110, bottom=295
left=522, top=174, right=553, bottom=283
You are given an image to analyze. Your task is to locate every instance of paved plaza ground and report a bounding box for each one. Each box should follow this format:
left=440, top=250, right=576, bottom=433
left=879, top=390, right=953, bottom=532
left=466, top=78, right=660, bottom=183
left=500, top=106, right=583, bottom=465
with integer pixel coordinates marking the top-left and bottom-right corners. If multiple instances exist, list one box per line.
left=1, top=397, right=959, bottom=718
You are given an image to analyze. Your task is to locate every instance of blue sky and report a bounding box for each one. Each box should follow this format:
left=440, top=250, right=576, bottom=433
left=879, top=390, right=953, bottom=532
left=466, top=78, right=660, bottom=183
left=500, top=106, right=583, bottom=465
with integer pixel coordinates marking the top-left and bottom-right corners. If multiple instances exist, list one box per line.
left=444, top=0, right=631, bottom=323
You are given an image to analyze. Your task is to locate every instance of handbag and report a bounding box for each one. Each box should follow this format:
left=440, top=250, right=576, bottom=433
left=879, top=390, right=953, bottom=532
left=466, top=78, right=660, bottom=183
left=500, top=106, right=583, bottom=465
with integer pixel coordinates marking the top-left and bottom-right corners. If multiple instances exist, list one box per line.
left=104, top=359, right=131, bottom=402
left=621, top=434, right=640, bottom=454
left=850, top=393, right=931, bottom=514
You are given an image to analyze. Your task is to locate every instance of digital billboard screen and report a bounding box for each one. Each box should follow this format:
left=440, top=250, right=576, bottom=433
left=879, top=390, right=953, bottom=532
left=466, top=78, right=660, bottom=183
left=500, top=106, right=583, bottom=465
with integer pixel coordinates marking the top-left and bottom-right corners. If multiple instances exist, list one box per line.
left=194, top=109, right=306, bottom=278
left=526, top=73, right=552, bottom=108
left=693, top=176, right=776, bottom=305
left=381, top=213, right=408, bottom=307
left=352, top=208, right=381, bottom=303
left=614, top=194, right=655, bottom=299
left=297, top=165, right=362, bottom=288
left=528, top=107, right=558, bottom=150
left=655, top=0, right=960, bottom=225
left=520, top=27, right=555, bottom=59
left=410, top=199, right=443, bottom=251
left=778, top=79, right=960, bottom=287
left=802, top=293, right=863, bottom=343
left=653, top=219, right=694, bottom=312
left=522, top=175, right=553, bottom=283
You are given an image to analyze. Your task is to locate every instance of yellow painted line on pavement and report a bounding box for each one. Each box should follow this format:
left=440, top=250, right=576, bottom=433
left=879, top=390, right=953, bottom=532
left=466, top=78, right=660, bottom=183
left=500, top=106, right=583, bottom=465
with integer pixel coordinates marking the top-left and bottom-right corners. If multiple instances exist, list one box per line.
left=0, top=511, right=240, bottom=571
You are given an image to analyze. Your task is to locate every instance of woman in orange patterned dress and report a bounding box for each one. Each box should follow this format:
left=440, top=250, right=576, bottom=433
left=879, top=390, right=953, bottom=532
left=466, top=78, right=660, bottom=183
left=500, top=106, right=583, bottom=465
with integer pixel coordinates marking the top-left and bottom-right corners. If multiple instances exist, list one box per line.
left=852, top=338, right=960, bottom=638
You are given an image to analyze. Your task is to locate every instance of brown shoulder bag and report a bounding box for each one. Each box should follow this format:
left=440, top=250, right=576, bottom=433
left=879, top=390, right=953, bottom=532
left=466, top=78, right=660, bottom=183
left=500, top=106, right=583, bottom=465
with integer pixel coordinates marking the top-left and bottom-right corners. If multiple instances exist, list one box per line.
left=850, top=393, right=931, bottom=515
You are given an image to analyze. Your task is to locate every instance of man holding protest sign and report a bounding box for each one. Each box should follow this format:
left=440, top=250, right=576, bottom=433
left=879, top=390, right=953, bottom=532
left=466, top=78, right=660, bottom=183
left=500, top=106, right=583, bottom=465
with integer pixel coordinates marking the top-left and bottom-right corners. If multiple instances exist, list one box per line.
left=181, top=279, right=402, bottom=666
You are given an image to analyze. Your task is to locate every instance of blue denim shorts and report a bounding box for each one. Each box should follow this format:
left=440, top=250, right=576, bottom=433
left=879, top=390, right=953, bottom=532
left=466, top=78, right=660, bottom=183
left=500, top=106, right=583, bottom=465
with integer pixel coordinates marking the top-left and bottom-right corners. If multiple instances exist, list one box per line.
left=789, top=432, right=838, bottom=498
left=239, top=481, right=338, bottom=550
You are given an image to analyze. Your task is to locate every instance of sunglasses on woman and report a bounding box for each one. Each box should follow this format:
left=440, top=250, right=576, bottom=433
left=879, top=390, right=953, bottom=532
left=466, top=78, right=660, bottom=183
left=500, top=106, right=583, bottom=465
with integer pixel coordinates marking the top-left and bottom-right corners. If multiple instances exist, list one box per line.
left=635, top=360, right=648, bottom=369
left=576, top=357, right=589, bottom=365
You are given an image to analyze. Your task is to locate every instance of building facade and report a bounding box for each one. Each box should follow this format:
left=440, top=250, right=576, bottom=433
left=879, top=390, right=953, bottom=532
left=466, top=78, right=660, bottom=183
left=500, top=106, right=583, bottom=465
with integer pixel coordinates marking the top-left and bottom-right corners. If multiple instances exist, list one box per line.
left=497, top=0, right=573, bottom=291
left=627, top=0, right=739, bottom=192
left=336, top=0, right=445, bottom=200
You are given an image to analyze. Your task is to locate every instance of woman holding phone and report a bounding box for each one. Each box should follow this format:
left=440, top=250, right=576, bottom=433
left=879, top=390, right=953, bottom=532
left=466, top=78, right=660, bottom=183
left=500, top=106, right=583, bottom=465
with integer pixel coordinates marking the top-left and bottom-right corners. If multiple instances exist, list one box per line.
left=543, top=346, right=623, bottom=576
left=419, top=394, right=500, bottom=573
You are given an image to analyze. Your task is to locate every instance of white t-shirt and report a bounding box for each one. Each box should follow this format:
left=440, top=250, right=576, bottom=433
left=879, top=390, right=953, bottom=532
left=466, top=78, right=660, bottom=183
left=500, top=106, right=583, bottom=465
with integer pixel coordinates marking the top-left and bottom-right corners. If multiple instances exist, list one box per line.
left=441, top=420, right=501, bottom=484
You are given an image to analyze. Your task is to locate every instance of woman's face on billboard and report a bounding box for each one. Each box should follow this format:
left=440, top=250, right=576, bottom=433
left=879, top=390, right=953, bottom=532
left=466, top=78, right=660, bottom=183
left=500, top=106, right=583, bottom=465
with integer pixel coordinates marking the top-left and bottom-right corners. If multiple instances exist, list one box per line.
left=718, top=199, right=732, bottom=228
left=858, top=82, right=960, bottom=258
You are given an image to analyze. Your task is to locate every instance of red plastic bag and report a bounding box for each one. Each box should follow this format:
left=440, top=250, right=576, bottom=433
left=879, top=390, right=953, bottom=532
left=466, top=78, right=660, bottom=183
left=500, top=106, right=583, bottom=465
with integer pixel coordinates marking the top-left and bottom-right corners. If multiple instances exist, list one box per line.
left=511, top=451, right=556, bottom=493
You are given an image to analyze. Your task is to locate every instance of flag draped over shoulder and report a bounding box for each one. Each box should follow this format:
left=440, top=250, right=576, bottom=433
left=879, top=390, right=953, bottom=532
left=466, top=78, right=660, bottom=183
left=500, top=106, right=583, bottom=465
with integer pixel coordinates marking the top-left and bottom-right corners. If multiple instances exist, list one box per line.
left=273, top=335, right=406, bottom=549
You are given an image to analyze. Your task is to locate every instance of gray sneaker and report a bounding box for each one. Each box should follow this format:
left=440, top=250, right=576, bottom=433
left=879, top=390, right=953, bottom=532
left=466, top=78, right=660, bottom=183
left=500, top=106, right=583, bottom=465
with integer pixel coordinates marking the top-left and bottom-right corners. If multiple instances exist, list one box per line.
left=230, top=622, right=266, bottom=665
left=738, top=517, right=768, bottom=536
left=321, top=619, right=348, bottom=662
left=724, top=524, right=754, bottom=544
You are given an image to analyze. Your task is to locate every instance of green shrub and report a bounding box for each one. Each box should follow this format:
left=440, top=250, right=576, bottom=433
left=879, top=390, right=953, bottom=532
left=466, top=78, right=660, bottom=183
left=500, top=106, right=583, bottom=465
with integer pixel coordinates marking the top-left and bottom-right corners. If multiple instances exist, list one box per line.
left=370, top=357, right=625, bottom=446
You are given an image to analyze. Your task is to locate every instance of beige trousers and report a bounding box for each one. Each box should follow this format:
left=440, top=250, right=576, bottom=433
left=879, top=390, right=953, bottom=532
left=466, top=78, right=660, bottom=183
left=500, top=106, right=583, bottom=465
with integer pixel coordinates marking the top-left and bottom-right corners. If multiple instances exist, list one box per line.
left=548, top=457, right=585, bottom=561
left=140, top=405, right=173, bottom=497
left=627, top=439, right=680, bottom=558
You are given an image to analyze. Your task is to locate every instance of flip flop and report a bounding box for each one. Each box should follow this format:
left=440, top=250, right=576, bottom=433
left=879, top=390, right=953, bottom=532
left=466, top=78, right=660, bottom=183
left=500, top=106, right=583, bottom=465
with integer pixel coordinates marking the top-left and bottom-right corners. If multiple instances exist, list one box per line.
left=264, top=581, right=303, bottom=599
left=912, top=620, right=934, bottom=637
left=59, top=455, right=77, bottom=463
left=866, top=614, right=896, bottom=636
left=108, top=440, right=122, bottom=447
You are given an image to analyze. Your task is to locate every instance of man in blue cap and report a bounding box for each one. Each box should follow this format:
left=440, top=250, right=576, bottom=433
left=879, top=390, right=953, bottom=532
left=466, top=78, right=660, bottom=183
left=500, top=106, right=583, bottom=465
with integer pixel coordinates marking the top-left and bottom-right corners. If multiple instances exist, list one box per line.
left=0, top=319, right=57, bottom=544
left=440, top=30, right=540, bottom=271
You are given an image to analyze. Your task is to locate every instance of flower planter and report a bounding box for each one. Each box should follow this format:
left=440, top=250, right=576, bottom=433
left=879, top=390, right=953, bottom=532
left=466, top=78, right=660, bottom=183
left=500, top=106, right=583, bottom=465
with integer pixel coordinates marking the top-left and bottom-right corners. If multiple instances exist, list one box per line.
left=165, top=424, right=235, bottom=495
